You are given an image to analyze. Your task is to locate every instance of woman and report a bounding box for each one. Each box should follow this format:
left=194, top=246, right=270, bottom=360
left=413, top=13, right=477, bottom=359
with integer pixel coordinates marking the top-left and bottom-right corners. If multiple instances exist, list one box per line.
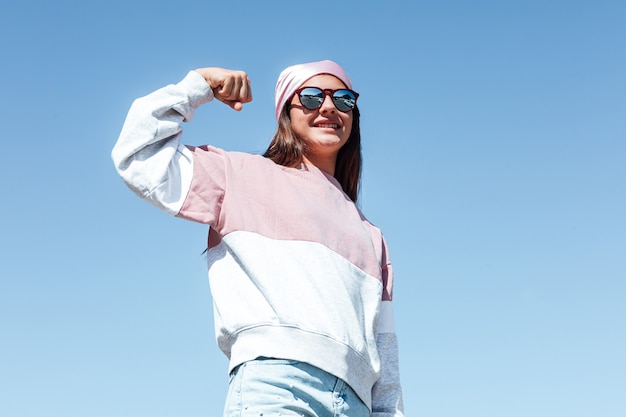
left=112, top=60, right=404, bottom=417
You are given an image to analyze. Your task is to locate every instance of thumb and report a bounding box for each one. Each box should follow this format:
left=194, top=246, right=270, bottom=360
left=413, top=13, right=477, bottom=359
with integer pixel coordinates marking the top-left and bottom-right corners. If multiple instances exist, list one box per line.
left=215, top=97, right=243, bottom=111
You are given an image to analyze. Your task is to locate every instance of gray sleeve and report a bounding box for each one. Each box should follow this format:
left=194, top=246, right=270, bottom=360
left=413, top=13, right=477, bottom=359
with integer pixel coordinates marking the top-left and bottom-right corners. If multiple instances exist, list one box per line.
left=371, top=315, right=404, bottom=417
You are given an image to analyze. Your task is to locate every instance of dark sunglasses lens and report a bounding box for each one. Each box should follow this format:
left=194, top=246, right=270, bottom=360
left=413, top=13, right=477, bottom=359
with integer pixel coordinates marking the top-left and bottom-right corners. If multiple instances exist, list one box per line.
left=299, top=88, right=324, bottom=110
left=332, top=90, right=357, bottom=111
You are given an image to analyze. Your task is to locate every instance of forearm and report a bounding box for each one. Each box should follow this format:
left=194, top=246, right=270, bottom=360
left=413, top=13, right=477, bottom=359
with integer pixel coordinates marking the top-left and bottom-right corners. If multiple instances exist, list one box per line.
left=111, top=71, right=213, bottom=214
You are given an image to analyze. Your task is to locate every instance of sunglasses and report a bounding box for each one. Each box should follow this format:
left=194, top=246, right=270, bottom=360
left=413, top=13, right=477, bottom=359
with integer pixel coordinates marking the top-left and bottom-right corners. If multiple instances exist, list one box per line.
left=294, top=87, right=359, bottom=112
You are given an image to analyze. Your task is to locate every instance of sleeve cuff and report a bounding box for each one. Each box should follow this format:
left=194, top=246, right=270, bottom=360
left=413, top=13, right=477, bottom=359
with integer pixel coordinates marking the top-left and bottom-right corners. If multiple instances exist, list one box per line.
left=177, top=70, right=215, bottom=108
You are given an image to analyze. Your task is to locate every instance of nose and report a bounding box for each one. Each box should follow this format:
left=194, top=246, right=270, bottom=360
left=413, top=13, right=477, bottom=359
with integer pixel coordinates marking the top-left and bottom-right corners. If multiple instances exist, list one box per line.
left=319, top=93, right=337, bottom=113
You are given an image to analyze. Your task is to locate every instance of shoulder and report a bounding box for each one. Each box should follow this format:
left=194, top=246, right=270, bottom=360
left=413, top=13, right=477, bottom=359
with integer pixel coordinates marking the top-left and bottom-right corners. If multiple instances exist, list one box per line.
left=187, top=145, right=269, bottom=163
left=186, top=144, right=283, bottom=179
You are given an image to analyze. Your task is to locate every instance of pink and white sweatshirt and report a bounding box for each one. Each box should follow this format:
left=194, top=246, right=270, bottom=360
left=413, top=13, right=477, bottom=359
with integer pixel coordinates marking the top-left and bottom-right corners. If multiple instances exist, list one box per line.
left=112, top=71, right=404, bottom=417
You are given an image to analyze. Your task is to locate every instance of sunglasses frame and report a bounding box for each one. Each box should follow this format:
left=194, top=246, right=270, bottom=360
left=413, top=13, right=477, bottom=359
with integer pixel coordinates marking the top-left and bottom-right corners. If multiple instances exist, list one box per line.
left=293, top=87, right=359, bottom=112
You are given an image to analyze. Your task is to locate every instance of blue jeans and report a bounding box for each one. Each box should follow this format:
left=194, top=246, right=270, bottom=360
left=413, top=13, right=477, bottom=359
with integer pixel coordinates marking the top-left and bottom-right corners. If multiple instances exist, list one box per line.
left=224, top=358, right=370, bottom=417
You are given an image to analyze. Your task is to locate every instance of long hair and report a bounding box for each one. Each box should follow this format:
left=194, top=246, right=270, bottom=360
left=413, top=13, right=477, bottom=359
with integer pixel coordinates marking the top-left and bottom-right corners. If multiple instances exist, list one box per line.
left=263, top=105, right=362, bottom=202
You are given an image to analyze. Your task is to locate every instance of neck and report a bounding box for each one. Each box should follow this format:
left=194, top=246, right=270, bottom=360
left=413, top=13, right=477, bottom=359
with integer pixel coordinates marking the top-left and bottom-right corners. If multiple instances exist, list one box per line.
left=302, top=154, right=337, bottom=176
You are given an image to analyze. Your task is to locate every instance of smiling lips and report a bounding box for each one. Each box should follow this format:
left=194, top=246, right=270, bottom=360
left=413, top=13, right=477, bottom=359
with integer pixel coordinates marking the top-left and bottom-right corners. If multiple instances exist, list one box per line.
left=314, top=122, right=339, bottom=129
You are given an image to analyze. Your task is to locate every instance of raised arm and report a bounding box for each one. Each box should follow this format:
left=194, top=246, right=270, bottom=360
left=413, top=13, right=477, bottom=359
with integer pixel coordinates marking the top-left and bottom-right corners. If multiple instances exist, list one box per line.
left=111, top=68, right=251, bottom=215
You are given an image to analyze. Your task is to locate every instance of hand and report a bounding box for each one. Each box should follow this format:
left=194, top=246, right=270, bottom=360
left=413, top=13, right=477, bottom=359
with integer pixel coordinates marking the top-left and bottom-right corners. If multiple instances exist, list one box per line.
left=194, top=67, right=252, bottom=111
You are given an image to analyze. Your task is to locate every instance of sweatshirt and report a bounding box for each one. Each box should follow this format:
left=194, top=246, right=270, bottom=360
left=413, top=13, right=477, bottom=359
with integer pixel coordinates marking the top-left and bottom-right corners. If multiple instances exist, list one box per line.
left=111, top=70, right=404, bottom=417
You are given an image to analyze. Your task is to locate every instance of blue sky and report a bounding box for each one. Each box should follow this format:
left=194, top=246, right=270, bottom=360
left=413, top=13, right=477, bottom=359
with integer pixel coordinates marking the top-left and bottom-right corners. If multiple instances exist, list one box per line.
left=1, top=1, right=625, bottom=416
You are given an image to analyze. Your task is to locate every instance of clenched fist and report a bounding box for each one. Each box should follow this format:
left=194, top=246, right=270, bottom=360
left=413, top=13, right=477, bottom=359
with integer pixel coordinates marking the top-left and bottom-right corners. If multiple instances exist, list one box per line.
left=194, top=67, right=252, bottom=111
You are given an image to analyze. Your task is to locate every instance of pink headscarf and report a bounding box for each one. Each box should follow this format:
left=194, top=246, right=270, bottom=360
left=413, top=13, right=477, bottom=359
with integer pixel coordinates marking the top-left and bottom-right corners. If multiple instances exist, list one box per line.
left=274, top=60, right=353, bottom=121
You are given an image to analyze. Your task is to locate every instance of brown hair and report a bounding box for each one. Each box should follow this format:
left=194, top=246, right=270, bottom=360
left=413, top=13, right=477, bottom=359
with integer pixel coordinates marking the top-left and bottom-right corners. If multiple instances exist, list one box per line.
left=263, top=105, right=362, bottom=202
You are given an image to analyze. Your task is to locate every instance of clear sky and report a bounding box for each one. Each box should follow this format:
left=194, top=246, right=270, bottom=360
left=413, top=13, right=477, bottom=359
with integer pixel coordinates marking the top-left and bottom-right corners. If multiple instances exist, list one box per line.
left=1, top=1, right=625, bottom=416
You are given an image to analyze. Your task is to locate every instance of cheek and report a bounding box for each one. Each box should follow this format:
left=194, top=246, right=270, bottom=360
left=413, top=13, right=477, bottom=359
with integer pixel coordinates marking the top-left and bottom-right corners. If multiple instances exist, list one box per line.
left=343, top=116, right=354, bottom=138
left=291, top=116, right=309, bottom=137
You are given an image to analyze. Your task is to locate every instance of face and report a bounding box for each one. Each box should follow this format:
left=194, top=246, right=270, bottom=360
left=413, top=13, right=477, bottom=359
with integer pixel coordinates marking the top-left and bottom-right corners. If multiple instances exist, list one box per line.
left=289, top=74, right=353, bottom=163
